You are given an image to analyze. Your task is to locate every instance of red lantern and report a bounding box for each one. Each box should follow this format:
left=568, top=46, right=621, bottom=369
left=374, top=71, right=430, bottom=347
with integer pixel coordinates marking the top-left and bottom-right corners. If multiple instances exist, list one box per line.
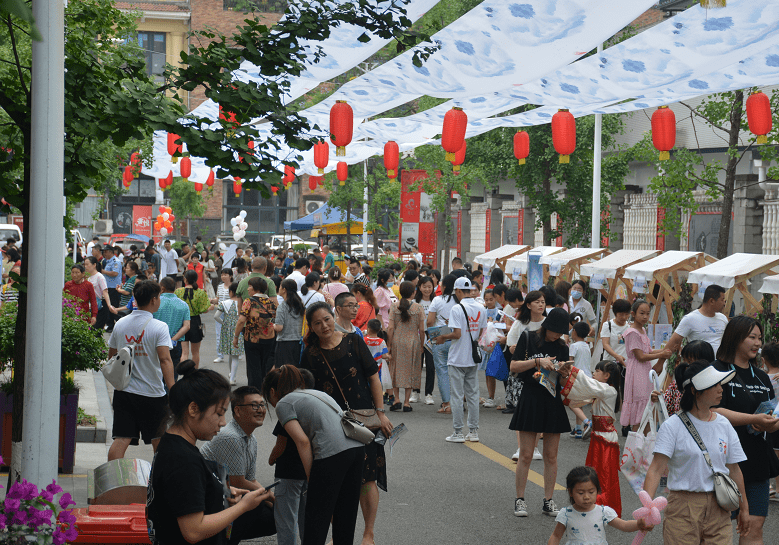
left=513, top=131, right=529, bottom=165
left=384, top=141, right=399, bottom=179
left=206, top=170, right=215, bottom=187
left=746, top=91, right=772, bottom=144
left=219, top=105, right=238, bottom=130
left=180, top=156, right=192, bottom=180
left=123, top=165, right=133, bottom=184
left=283, top=164, right=295, bottom=184
left=308, top=176, right=317, bottom=192
left=337, top=162, right=348, bottom=186
left=194, top=183, right=203, bottom=192
left=233, top=179, right=242, bottom=197
left=165, top=171, right=173, bottom=188
left=158, top=179, right=166, bottom=189
left=441, top=107, right=468, bottom=162
left=330, top=100, right=353, bottom=157
left=313, top=141, right=329, bottom=174
left=551, top=109, right=576, bottom=164
left=651, top=106, right=676, bottom=161
left=452, top=141, right=467, bottom=174
left=167, top=133, right=182, bottom=163
left=271, top=186, right=279, bottom=195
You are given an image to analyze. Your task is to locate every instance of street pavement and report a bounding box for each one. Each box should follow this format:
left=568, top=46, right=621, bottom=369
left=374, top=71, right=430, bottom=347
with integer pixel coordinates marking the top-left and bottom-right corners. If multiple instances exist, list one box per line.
left=53, top=309, right=779, bottom=543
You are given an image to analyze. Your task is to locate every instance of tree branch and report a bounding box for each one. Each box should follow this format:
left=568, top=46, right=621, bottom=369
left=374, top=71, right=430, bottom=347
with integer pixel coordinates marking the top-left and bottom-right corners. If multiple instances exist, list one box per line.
left=6, top=15, right=30, bottom=99
left=678, top=101, right=730, bottom=134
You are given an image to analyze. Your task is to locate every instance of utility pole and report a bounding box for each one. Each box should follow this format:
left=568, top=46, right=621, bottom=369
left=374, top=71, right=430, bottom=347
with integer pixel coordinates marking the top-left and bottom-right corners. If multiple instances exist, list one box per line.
left=591, top=42, right=603, bottom=249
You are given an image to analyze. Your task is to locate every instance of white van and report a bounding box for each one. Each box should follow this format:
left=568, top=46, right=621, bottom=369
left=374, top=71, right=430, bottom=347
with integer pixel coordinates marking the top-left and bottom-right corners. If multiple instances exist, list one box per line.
left=0, top=224, right=22, bottom=248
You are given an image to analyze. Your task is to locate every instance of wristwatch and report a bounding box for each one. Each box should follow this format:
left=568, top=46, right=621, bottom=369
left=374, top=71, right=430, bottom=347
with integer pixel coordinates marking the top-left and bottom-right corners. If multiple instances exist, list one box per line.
left=376, top=408, right=386, bottom=413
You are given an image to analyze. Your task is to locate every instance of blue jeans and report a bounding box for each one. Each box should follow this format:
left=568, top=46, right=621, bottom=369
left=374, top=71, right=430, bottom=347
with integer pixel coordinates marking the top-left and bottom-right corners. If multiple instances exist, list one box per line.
left=432, top=341, right=451, bottom=403
left=274, top=478, right=307, bottom=545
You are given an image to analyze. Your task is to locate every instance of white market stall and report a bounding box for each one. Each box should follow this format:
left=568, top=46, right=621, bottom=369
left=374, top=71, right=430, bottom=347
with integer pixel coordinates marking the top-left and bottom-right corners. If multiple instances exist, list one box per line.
left=506, top=246, right=566, bottom=287
left=473, top=245, right=530, bottom=272
left=540, top=247, right=610, bottom=283
left=688, top=253, right=779, bottom=316
left=759, top=274, right=779, bottom=311
left=580, top=250, right=659, bottom=332
left=623, top=251, right=716, bottom=324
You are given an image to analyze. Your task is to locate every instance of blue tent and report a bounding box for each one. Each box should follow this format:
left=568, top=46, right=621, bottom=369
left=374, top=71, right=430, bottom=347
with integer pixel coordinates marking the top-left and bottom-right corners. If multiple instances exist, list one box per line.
left=283, top=203, right=364, bottom=232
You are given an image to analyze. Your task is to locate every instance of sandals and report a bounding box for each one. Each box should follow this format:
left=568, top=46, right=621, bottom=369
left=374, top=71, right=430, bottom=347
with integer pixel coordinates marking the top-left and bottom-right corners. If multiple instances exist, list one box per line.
left=403, top=405, right=412, bottom=412
left=437, top=403, right=451, bottom=414
left=389, top=402, right=402, bottom=412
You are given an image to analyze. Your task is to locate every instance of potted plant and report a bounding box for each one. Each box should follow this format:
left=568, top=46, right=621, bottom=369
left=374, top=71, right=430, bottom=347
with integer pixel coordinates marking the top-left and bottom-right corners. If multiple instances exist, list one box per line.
left=0, top=295, right=107, bottom=473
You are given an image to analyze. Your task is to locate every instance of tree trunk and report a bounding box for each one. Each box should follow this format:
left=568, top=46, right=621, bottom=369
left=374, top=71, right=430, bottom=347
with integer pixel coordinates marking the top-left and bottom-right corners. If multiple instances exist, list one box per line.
left=717, top=90, right=744, bottom=259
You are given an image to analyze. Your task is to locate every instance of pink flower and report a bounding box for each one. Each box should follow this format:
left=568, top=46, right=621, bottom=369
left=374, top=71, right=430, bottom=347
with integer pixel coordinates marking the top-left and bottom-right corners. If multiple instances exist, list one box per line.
left=4, top=497, right=20, bottom=510
left=58, top=493, right=75, bottom=510
left=46, top=480, right=63, bottom=496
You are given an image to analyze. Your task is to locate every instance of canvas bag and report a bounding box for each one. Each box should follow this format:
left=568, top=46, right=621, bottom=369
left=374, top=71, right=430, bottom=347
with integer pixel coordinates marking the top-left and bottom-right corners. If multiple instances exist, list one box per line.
left=101, top=315, right=153, bottom=391
left=620, top=396, right=669, bottom=495
left=485, top=345, right=509, bottom=381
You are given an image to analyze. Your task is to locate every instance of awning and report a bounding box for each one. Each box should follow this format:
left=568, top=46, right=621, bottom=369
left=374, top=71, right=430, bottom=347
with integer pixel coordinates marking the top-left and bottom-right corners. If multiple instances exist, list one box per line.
left=688, top=253, right=779, bottom=289
left=473, top=245, right=530, bottom=269
left=759, top=274, right=779, bottom=295
left=580, top=250, right=659, bottom=280
left=283, top=204, right=364, bottom=232
left=506, top=246, right=565, bottom=278
left=623, top=251, right=712, bottom=280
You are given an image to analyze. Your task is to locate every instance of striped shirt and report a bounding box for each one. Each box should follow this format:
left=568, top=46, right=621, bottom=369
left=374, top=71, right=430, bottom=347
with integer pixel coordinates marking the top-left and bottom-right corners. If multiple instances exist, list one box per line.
left=200, top=420, right=256, bottom=480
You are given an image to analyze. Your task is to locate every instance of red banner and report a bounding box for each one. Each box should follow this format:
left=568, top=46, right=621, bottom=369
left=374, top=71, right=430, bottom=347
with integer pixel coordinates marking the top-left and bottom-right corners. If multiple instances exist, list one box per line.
left=485, top=209, right=491, bottom=252
left=518, top=210, right=524, bottom=244
left=457, top=210, right=462, bottom=257
left=399, top=170, right=436, bottom=256
left=656, top=207, right=666, bottom=251
left=132, top=205, right=152, bottom=238
left=9, top=215, right=23, bottom=232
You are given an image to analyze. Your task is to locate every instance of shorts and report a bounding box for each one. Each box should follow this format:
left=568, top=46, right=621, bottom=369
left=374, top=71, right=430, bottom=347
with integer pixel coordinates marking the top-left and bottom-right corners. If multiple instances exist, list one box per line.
left=664, top=490, right=731, bottom=545
left=112, top=390, right=168, bottom=445
left=732, top=479, right=770, bottom=519
left=184, top=314, right=204, bottom=343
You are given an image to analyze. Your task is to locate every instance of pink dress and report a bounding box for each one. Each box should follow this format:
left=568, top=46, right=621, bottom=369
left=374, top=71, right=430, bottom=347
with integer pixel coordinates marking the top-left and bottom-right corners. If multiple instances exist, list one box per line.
left=374, top=286, right=393, bottom=328
left=620, top=326, right=653, bottom=427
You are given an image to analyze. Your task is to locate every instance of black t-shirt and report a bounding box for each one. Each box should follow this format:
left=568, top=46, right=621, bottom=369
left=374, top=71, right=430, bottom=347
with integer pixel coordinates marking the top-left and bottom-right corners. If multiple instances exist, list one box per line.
left=147, top=433, right=228, bottom=545
left=714, top=360, right=779, bottom=483
left=512, top=330, right=570, bottom=381
left=272, top=422, right=306, bottom=480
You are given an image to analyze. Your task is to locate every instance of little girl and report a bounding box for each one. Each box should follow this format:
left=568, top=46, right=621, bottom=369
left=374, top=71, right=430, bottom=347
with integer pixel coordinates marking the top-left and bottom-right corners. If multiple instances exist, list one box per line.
left=568, top=321, right=593, bottom=439
left=212, top=268, right=233, bottom=363
left=214, top=282, right=243, bottom=385
left=620, top=300, right=671, bottom=431
left=548, top=466, right=651, bottom=545
left=364, top=318, right=392, bottom=395
left=558, top=360, right=623, bottom=516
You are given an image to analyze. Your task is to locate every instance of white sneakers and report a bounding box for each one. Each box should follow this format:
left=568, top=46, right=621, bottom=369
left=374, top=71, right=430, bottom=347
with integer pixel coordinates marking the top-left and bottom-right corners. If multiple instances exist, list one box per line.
left=483, top=398, right=496, bottom=408
left=512, top=449, right=520, bottom=461
left=424, top=394, right=434, bottom=405
left=465, top=431, right=479, bottom=442
left=511, top=448, right=543, bottom=461
left=409, top=392, right=419, bottom=403
left=213, top=356, right=224, bottom=363
left=445, top=432, right=466, bottom=443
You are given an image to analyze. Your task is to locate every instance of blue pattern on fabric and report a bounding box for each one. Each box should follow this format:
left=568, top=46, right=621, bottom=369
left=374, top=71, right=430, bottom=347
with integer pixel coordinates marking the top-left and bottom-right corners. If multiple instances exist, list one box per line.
left=509, top=4, right=535, bottom=18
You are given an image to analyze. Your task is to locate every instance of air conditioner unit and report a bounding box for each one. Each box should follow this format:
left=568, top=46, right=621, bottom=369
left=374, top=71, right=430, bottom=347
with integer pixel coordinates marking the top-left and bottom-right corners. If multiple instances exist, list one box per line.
left=305, top=200, right=325, bottom=215
left=93, top=219, right=113, bottom=235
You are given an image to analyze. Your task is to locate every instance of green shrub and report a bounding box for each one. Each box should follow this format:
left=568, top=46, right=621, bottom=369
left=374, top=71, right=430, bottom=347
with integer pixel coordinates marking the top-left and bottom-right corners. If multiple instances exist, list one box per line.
left=370, top=255, right=405, bottom=279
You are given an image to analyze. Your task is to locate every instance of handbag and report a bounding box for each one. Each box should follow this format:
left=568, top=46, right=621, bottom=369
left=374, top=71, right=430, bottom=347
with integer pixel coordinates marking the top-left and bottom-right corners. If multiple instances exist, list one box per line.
left=478, top=322, right=500, bottom=354
left=320, top=348, right=382, bottom=430
left=485, top=345, right=509, bottom=381
left=101, top=315, right=153, bottom=390
left=620, top=397, right=665, bottom=495
left=678, top=411, right=742, bottom=511
left=299, top=390, right=375, bottom=445
left=458, top=302, right=482, bottom=364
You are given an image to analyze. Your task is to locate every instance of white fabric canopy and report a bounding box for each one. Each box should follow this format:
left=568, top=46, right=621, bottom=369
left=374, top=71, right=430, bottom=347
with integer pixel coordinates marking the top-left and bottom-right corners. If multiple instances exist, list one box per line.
left=506, top=246, right=565, bottom=278
left=473, top=245, right=530, bottom=269
left=580, top=250, right=658, bottom=280
left=623, top=251, right=710, bottom=280
left=539, top=247, right=607, bottom=265
left=688, top=253, right=779, bottom=289
left=759, top=274, right=779, bottom=295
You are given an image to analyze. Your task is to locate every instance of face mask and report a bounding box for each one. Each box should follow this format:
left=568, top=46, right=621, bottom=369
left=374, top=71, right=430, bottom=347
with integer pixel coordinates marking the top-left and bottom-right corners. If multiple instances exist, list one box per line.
left=571, top=290, right=583, bottom=300
left=287, top=252, right=292, bottom=257
left=387, top=282, right=394, bottom=288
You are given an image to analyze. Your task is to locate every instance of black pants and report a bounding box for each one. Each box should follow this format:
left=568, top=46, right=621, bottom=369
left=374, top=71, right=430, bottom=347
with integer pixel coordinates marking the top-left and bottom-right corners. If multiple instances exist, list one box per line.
left=244, top=338, right=276, bottom=391
left=303, top=447, right=364, bottom=545
left=229, top=501, right=276, bottom=545
left=105, top=288, right=121, bottom=330
left=275, top=340, right=302, bottom=367
left=414, top=349, right=436, bottom=396
left=170, top=343, right=183, bottom=381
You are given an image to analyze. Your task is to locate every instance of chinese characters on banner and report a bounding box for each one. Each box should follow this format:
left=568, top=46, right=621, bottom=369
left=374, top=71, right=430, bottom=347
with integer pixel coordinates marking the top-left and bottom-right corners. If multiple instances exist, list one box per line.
left=485, top=210, right=491, bottom=252
left=133, top=205, right=152, bottom=238
left=399, top=170, right=437, bottom=257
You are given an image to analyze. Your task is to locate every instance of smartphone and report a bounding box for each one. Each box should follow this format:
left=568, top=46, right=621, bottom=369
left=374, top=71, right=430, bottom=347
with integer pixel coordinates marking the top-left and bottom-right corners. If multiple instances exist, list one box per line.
left=264, top=481, right=280, bottom=492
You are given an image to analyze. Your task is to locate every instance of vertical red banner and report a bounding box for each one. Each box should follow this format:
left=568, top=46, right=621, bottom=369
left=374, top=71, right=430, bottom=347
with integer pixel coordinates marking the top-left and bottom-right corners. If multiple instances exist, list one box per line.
left=457, top=210, right=462, bottom=257
left=485, top=210, right=491, bottom=252
left=518, top=210, right=524, bottom=244
left=132, top=205, right=152, bottom=238
left=601, top=208, right=610, bottom=248
left=555, top=213, right=563, bottom=247
left=656, top=207, right=666, bottom=251
left=400, top=169, right=436, bottom=256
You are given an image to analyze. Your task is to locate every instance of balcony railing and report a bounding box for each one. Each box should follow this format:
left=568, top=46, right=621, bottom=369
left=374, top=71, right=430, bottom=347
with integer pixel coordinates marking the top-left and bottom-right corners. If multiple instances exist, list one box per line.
left=223, top=0, right=287, bottom=13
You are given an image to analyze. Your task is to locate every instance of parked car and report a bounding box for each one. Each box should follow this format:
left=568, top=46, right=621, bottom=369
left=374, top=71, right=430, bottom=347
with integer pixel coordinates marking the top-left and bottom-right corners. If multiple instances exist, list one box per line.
left=0, top=224, right=22, bottom=248
left=269, top=234, right=305, bottom=251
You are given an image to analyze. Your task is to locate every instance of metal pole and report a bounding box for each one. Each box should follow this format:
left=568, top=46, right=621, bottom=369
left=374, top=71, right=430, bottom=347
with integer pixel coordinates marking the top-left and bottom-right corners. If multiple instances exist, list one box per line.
left=591, top=43, right=603, bottom=249
left=363, top=159, right=368, bottom=256
left=23, top=0, right=65, bottom=484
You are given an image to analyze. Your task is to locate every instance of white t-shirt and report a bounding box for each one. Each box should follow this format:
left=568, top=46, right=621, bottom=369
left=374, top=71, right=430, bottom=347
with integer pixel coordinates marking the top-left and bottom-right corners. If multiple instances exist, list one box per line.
left=429, top=295, right=457, bottom=327
left=108, top=310, right=173, bottom=397
left=653, top=413, right=746, bottom=493
left=555, top=505, right=617, bottom=545
left=447, top=298, right=487, bottom=367
left=413, top=252, right=423, bottom=263
left=287, top=270, right=307, bottom=291
left=506, top=318, right=543, bottom=348
left=674, top=309, right=729, bottom=354
left=88, top=272, right=108, bottom=302
left=570, top=340, right=592, bottom=377
left=159, top=248, right=178, bottom=278
left=599, top=320, right=629, bottom=361
left=299, top=290, right=325, bottom=309
left=569, top=297, right=597, bottom=326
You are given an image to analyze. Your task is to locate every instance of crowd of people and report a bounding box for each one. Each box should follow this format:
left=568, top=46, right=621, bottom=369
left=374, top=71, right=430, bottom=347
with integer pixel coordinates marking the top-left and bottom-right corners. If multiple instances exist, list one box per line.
left=16, top=232, right=778, bottom=545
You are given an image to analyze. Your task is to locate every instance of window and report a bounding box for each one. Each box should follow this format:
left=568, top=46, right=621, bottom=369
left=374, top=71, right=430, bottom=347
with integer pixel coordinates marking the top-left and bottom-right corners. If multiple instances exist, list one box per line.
left=138, top=32, right=166, bottom=84
left=223, top=0, right=287, bottom=13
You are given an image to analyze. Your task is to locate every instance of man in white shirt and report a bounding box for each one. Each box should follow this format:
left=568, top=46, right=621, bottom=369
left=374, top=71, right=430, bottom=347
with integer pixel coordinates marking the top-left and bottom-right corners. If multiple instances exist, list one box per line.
left=286, top=258, right=309, bottom=291
left=107, top=280, right=174, bottom=461
left=412, top=246, right=423, bottom=265
left=333, top=292, right=364, bottom=338
left=434, top=276, right=487, bottom=443
left=158, top=240, right=179, bottom=281
left=346, top=257, right=370, bottom=286
left=656, top=284, right=728, bottom=371
left=86, top=236, right=100, bottom=256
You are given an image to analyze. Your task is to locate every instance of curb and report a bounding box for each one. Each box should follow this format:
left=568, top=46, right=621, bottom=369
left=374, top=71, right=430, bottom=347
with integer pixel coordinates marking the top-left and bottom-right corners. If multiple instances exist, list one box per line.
left=75, top=370, right=112, bottom=444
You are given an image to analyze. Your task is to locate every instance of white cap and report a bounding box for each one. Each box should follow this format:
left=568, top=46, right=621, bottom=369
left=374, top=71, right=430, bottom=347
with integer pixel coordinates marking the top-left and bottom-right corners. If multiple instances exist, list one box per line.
left=683, top=365, right=736, bottom=391
left=454, top=277, right=472, bottom=290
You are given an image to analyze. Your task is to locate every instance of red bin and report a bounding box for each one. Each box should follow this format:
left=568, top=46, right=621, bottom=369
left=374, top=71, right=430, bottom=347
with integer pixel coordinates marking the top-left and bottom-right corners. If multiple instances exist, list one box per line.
left=72, top=505, right=151, bottom=544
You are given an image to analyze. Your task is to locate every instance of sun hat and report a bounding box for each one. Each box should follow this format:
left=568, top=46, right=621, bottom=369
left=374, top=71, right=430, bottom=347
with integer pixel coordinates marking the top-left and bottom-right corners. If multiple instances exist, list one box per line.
left=453, top=276, right=472, bottom=290
left=683, top=365, right=735, bottom=391
left=541, top=307, right=570, bottom=335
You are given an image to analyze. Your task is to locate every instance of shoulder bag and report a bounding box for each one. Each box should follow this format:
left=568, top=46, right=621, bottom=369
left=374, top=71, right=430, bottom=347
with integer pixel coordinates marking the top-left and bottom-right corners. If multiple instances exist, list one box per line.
left=458, top=302, right=482, bottom=364
left=102, top=314, right=153, bottom=390
left=320, top=345, right=382, bottom=430
left=298, top=390, right=375, bottom=445
left=678, top=411, right=742, bottom=511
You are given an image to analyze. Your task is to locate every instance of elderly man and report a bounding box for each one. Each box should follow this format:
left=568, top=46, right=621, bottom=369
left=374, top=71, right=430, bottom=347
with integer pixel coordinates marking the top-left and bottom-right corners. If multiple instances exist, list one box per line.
left=200, top=386, right=276, bottom=545
left=322, top=245, right=335, bottom=272
left=236, top=256, right=277, bottom=301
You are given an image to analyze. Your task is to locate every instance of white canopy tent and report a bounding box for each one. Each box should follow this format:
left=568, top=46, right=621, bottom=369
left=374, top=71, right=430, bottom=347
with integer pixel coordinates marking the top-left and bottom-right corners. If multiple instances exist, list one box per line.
left=540, top=247, right=609, bottom=282
left=688, top=253, right=779, bottom=316
left=506, top=246, right=565, bottom=281
left=473, top=245, right=530, bottom=271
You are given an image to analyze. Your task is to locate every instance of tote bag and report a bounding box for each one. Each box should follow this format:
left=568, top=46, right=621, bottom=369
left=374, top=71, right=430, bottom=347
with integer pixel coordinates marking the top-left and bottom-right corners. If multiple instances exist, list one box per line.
left=619, top=397, right=669, bottom=495
left=485, top=345, right=509, bottom=381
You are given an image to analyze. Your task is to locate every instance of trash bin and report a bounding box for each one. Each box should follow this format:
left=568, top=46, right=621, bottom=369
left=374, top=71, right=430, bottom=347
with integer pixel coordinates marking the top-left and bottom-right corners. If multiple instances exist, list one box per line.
left=88, top=459, right=151, bottom=505
left=72, top=504, right=150, bottom=544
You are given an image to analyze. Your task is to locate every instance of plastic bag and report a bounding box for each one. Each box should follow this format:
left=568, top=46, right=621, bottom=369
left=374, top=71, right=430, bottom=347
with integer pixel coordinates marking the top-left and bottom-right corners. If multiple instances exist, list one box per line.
left=478, top=322, right=500, bottom=354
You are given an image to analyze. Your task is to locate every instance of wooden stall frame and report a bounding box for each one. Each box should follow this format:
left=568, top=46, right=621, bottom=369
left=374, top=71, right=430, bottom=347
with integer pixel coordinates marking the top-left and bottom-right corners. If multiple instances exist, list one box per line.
left=512, top=247, right=566, bottom=290
left=555, top=249, right=611, bottom=283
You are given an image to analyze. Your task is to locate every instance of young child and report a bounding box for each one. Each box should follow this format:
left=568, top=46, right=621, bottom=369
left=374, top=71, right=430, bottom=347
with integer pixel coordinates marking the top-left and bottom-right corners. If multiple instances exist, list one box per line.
left=763, top=342, right=779, bottom=501
left=214, top=282, right=243, bottom=385
left=269, top=368, right=315, bottom=545
left=567, top=320, right=593, bottom=439
left=548, top=466, right=651, bottom=544
left=482, top=289, right=501, bottom=408
left=558, top=361, right=623, bottom=516
left=364, top=319, right=392, bottom=396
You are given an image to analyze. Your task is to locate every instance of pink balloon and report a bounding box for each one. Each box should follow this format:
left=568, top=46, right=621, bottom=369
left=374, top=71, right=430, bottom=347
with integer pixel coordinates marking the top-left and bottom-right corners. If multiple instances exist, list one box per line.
left=631, top=491, right=667, bottom=545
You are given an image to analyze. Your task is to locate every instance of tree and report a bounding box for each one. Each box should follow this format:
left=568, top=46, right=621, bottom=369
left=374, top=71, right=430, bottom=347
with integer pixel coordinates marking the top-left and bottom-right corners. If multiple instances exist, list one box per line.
left=631, top=88, right=779, bottom=259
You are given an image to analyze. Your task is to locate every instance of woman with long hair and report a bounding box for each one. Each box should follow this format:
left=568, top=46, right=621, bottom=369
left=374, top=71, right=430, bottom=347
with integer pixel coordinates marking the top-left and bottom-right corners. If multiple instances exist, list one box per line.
left=351, top=283, right=377, bottom=331
left=175, top=269, right=212, bottom=366
left=233, top=257, right=249, bottom=283
left=299, top=302, right=393, bottom=545
left=322, top=267, right=349, bottom=301
left=387, top=281, right=425, bottom=412
left=263, top=365, right=366, bottom=545
left=413, top=276, right=436, bottom=405
left=201, top=249, right=217, bottom=301
left=374, top=269, right=394, bottom=328
left=713, top=316, right=779, bottom=544
left=427, top=274, right=457, bottom=414
left=85, top=255, right=115, bottom=330
left=275, top=278, right=306, bottom=367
